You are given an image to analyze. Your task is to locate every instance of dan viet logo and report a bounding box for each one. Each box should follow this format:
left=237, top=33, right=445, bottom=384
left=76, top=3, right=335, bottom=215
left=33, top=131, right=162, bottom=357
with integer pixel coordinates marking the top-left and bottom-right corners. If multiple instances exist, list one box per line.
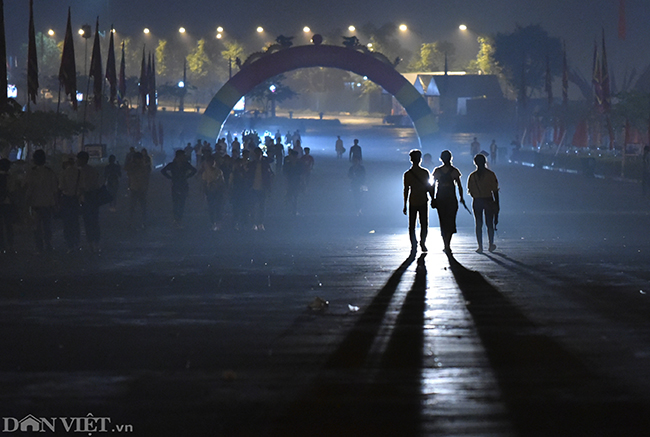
left=2, top=413, right=133, bottom=433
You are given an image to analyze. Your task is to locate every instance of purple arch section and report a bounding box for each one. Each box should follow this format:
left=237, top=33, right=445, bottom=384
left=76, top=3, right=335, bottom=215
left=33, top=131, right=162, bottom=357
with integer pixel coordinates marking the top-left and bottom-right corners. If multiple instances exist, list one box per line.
left=198, top=45, right=437, bottom=148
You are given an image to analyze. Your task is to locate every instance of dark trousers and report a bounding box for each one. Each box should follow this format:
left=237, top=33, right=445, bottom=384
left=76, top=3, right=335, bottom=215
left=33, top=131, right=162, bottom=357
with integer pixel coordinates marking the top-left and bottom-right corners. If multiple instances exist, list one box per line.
left=171, top=185, right=188, bottom=222
left=408, top=203, right=428, bottom=247
left=129, top=190, right=148, bottom=224
left=81, top=202, right=100, bottom=244
left=0, top=204, right=14, bottom=250
left=206, top=191, right=224, bottom=224
left=472, top=197, right=496, bottom=249
left=60, top=195, right=80, bottom=249
left=32, top=206, right=54, bottom=251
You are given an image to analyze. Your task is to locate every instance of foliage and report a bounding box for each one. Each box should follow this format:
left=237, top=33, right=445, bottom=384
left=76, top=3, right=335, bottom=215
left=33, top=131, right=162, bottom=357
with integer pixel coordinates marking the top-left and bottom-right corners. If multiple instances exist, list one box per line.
left=288, top=67, right=350, bottom=94
left=0, top=110, right=90, bottom=150
left=466, top=36, right=501, bottom=75
left=186, top=39, right=212, bottom=81
left=492, top=24, right=562, bottom=98
left=155, top=39, right=168, bottom=77
left=247, top=75, right=297, bottom=111
left=407, top=41, right=455, bottom=72
left=612, top=91, right=650, bottom=129
left=358, top=22, right=410, bottom=69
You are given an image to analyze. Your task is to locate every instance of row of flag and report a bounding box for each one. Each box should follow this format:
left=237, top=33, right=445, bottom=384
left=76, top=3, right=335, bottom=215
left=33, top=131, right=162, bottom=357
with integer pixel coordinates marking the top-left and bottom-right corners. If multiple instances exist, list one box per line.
left=27, top=2, right=156, bottom=115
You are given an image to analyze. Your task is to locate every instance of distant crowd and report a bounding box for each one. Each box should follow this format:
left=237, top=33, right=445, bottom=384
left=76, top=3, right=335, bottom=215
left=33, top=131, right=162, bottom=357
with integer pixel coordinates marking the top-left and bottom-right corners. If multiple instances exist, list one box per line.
left=0, top=130, right=367, bottom=255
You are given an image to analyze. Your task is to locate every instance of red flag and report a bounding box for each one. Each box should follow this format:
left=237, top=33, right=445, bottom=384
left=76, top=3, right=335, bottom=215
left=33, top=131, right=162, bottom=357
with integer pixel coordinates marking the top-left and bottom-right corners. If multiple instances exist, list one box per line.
left=118, top=42, right=126, bottom=105
left=27, top=0, right=38, bottom=104
left=572, top=119, right=589, bottom=148
left=562, top=42, right=568, bottom=107
left=89, top=17, right=103, bottom=109
left=138, top=47, right=147, bottom=113
left=618, top=0, right=626, bottom=40
left=58, top=8, right=77, bottom=110
left=105, top=25, right=117, bottom=104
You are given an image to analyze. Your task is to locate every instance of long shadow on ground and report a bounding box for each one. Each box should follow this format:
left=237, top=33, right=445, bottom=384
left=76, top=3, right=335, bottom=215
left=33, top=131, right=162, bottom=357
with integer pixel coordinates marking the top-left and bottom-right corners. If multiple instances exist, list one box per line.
left=446, top=253, right=650, bottom=436
left=270, top=252, right=427, bottom=436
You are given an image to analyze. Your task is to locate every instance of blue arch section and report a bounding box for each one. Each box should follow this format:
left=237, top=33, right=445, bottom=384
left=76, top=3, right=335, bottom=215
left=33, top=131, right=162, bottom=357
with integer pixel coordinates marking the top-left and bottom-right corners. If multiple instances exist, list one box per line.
left=198, top=44, right=437, bottom=148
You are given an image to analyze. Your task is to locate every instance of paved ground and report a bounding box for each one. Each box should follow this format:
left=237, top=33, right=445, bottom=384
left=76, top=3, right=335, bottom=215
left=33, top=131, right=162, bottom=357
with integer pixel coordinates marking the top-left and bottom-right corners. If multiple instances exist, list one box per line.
left=2, top=127, right=650, bottom=436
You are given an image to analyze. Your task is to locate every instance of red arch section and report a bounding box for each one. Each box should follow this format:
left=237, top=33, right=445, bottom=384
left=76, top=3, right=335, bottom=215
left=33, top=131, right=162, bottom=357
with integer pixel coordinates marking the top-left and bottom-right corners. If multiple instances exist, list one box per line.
left=198, top=44, right=437, bottom=148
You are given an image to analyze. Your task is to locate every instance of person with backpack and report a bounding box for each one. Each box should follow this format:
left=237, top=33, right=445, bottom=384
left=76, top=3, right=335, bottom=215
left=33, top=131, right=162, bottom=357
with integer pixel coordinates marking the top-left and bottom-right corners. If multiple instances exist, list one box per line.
left=403, top=149, right=433, bottom=252
left=432, top=150, right=465, bottom=255
left=0, top=159, right=16, bottom=253
left=24, top=150, right=60, bottom=254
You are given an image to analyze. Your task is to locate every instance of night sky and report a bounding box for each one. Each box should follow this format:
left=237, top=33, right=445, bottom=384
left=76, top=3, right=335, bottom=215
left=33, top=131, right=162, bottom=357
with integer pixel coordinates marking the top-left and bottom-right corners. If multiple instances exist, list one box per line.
left=4, top=0, right=650, bottom=83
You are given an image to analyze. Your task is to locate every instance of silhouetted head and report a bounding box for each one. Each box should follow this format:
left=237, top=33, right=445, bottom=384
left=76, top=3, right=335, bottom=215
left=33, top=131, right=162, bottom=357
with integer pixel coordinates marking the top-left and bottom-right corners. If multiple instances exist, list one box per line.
left=76, top=151, right=89, bottom=166
left=109, top=154, right=116, bottom=164
left=175, top=150, right=186, bottom=161
left=33, top=149, right=46, bottom=166
left=474, top=153, right=487, bottom=167
left=440, top=150, right=452, bottom=164
left=353, top=139, right=359, bottom=145
left=409, top=149, right=422, bottom=164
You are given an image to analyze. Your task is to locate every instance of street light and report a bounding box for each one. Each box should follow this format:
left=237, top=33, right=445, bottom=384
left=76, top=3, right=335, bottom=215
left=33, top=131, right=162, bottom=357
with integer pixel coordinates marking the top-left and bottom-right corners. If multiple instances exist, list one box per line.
left=179, top=27, right=186, bottom=34
left=459, top=24, right=468, bottom=31
left=348, top=25, right=356, bottom=32
left=47, top=29, right=55, bottom=37
left=256, top=26, right=264, bottom=33
left=143, top=27, right=150, bottom=34
left=399, top=24, right=408, bottom=32
left=303, top=26, right=311, bottom=33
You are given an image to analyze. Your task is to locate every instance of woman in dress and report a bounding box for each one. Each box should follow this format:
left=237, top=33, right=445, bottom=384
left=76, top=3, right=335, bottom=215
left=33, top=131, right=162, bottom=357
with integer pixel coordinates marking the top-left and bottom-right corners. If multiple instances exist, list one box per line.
left=432, top=150, right=465, bottom=254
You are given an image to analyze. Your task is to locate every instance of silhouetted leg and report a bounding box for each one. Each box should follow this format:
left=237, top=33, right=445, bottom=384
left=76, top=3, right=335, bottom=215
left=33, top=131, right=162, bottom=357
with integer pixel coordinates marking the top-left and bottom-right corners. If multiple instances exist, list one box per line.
left=473, top=200, right=484, bottom=251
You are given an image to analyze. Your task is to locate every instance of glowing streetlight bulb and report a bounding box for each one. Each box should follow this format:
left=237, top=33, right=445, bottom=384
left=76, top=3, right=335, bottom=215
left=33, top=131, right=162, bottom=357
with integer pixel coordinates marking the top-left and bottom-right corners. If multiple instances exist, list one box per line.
left=143, top=28, right=150, bottom=34
left=216, top=33, right=222, bottom=39
left=78, top=28, right=85, bottom=36
left=399, top=24, right=408, bottom=32
left=217, top=26, right=224, bottom=33
left=47, top=29, right=55, bottom=36
left=459, top=24, right=467, bottom=31
left=303, top=26, right=311, bottom=33
left=348, top=25, right=355, bottom=32
left=179, top=27, right=186, bottom=34
left=256, top=26, right=264, bottom=33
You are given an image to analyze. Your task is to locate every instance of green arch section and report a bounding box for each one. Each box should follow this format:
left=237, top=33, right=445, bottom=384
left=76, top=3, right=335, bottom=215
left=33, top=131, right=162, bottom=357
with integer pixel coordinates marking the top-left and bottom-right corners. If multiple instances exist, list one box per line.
left=198, top=44, right=437, bottom=148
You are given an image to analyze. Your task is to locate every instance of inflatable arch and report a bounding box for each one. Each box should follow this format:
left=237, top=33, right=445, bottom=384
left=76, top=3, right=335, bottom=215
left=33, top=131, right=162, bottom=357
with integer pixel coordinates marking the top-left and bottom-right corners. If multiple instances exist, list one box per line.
left=198, top=44, right=437, bottom=149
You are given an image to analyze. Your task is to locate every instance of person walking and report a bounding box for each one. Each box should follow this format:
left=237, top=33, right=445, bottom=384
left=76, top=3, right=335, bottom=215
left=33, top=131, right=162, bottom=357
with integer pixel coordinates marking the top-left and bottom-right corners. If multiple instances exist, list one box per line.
left=246, top=147, right=273, bottom=230
left=471, top=137, right=481, bottom=157
left=432, top=150, right=465, bottom=254
left=58, top=156, right=81, bottom=253
left=125, top=151, right=151, bottom=229
left=104, top=155, right=121, bottom=212
left=0, top=159, right=16, bottom=253
left=489, top=140, right=498, bottom=165
left=467, top=153, right=500, bottom=253
left=403, top=149, right=433, bottom=252
left=161, top=150, right=198, bottom=228
left=348, top=156, right=366, bottom=216
left=201, top=154, right=226, bottom=231
left=349, top=139, right=362, bottom=162
left=77, top=151, right=103, bottom=253
left=335, top=136, right=345, bottom=159
left=24, top=150, right=60, bottom=254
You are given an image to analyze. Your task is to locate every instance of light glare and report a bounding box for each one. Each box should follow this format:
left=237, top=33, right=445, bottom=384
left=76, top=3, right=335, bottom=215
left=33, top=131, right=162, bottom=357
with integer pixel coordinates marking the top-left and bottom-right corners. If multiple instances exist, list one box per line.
left=256, top=26, right=264, bottom=33
left=303, top=26, right=310, bottom=33
left=143, top=28, right=150, bottom=34
left=399, top=24, right=408, bottom=32
left=179, top=27, right=186, bottom=34
left=459, top=24, right=467, bottom=31
left=348, top=25, right=355, bottom=32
